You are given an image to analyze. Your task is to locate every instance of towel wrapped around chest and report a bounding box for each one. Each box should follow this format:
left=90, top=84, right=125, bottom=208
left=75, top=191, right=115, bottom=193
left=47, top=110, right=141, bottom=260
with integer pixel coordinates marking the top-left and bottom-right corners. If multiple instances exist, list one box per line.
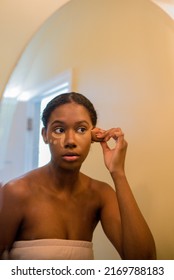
left=8, top=239, right=94, bottom=260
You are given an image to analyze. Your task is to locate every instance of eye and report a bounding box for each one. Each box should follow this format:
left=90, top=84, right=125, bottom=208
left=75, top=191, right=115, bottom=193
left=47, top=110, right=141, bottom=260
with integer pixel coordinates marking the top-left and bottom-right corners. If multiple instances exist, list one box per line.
left=77, top=127, right=87, bottom=134
left=54, top=127, right=65, bottom=134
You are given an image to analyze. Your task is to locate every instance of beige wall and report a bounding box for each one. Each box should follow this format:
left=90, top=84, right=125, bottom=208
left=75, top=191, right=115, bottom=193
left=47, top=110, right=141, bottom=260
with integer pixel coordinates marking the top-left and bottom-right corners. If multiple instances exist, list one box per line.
left=1, top=0, right=174, bottom=259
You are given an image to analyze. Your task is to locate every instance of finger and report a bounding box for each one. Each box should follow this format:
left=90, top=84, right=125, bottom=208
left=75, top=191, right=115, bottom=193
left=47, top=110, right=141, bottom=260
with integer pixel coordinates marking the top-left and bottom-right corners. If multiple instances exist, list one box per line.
left=100, top=140, right=111, bottom=152
left=103, top=128, right=124, bottom=142
left=113, top=131, right=124, bottom=142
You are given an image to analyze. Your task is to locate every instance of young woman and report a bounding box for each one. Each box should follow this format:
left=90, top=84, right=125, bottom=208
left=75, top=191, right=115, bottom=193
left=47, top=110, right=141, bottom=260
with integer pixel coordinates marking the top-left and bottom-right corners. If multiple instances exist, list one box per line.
left=0, top=92, right=156, bottom=260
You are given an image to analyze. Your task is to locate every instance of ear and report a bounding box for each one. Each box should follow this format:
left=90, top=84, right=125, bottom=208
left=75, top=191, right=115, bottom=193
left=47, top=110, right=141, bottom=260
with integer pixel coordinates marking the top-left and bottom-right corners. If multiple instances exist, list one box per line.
left=91, top=127, right=95, bottom=143
left=42, top=127, right=48, bottom=144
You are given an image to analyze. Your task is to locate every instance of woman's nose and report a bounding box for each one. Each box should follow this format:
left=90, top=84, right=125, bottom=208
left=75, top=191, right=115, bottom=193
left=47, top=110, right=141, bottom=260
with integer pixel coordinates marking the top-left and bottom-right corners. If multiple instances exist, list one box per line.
left=64, top=130, right=77, bottom=148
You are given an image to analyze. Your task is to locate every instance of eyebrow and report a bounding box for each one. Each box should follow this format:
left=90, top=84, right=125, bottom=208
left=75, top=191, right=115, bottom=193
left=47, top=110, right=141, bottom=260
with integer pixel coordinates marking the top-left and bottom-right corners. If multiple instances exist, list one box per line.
left=50, top=120, right=90, bottom=126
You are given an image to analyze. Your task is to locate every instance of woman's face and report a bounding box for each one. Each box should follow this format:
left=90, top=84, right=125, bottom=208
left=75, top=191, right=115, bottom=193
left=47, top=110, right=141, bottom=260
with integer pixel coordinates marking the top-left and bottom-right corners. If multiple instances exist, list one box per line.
left=42, top=102, right=93, bottom=170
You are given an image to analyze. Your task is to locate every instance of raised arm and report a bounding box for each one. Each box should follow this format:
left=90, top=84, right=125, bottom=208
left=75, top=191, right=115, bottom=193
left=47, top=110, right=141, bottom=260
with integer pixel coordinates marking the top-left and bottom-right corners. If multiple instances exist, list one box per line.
left=92, top=127, right=156, bottom=260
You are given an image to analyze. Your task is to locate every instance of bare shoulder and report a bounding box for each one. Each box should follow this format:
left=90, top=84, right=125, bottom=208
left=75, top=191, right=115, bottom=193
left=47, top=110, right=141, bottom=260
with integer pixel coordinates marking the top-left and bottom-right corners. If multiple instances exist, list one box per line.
left=89, top=176, right=117, bottom=203
left=1, top=179, right=30, bottom=207
left=90, top=177, right=115, bottom=193
left=1, top=167, right=44, bottom=202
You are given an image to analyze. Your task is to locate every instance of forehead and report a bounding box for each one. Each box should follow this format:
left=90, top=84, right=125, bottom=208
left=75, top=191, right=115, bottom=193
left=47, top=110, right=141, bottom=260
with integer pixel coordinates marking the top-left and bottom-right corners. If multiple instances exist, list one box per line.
left=48, top=103, right=92, bottom=125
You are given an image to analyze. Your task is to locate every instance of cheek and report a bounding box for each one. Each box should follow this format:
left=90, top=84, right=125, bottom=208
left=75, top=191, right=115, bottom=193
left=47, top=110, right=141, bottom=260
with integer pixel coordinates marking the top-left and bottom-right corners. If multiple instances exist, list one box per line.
left=77, top=133, right=92, bottom=149
left=49, top=132, right=65, bottom=147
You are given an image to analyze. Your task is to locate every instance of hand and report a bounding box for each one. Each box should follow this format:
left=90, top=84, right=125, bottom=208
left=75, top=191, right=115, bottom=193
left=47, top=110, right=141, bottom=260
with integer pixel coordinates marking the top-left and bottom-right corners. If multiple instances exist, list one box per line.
left=92, top=127, right=128, bottom=175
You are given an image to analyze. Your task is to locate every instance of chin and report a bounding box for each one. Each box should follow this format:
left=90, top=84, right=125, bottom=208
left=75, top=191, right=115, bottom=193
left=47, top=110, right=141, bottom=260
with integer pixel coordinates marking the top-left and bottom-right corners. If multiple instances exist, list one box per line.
left=60, top=161, right=82, bottom=171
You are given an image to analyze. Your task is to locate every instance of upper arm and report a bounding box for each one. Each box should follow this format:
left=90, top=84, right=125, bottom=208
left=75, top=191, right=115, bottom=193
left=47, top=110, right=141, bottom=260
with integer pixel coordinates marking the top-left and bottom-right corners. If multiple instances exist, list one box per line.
left=99, top=184, right=123, bottom=258
left=0, top=182, right=25, bottom=255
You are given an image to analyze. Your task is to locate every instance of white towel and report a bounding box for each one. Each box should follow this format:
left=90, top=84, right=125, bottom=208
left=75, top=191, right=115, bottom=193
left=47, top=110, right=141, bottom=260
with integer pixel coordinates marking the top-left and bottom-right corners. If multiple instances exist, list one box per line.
left=8, top=239, right=94, bottom=260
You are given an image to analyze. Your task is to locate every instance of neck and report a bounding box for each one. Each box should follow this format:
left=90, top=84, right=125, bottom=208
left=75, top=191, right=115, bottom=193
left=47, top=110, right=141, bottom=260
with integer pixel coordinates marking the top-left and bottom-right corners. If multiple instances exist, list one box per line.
left=46, top=162, right=81, bottom=192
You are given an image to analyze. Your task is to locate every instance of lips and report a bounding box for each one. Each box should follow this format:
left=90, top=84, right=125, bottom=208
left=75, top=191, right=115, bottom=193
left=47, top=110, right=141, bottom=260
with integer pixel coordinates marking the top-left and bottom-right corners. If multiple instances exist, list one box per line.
left=62, top=152, right=80, bottom=162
